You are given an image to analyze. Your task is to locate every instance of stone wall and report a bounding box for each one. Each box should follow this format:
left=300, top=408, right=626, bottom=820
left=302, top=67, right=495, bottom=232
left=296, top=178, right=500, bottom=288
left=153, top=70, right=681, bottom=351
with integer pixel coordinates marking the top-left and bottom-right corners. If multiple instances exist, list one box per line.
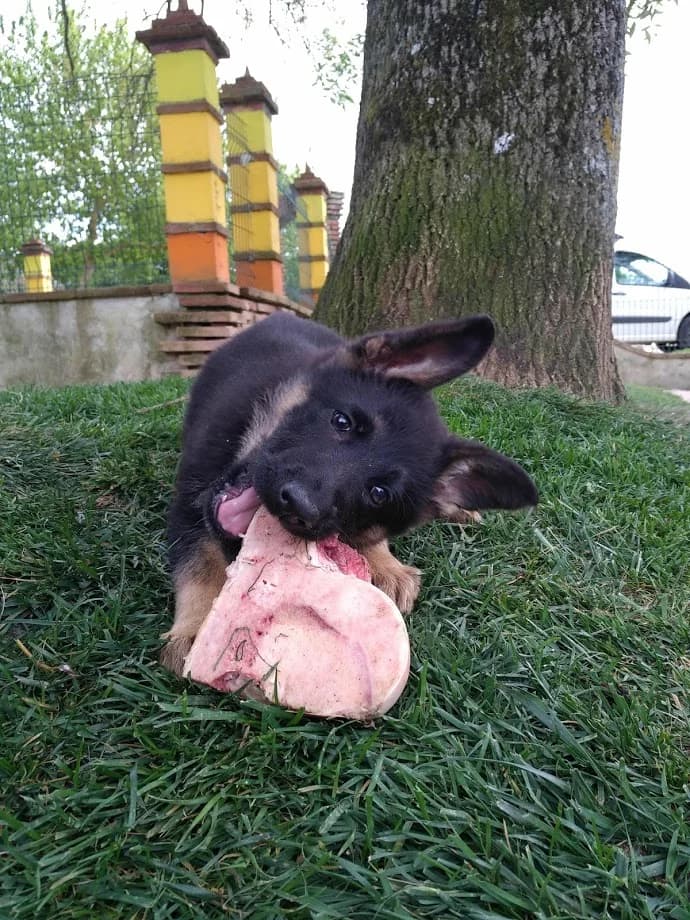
left=0, top=286, right=179, bottom=388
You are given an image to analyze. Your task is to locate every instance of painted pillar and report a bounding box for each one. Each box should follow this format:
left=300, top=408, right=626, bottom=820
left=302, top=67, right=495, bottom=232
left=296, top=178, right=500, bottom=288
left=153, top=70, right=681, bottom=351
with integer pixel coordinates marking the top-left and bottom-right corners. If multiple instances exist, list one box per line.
left=294, top=166, right=329, bottom=305
left=220, top=71, right=283, bottom=295
left=136, top=3, right=230, bottom=292
left=20, top=239, right=53, bottom=293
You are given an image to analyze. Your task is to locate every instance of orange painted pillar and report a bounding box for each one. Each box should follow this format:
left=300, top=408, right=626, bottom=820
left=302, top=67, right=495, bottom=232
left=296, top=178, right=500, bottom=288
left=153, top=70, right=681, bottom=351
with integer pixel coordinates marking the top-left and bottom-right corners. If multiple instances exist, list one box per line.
left=136, top=3, right=230, bottom=292
left=220, top=72, right=284, bottom=295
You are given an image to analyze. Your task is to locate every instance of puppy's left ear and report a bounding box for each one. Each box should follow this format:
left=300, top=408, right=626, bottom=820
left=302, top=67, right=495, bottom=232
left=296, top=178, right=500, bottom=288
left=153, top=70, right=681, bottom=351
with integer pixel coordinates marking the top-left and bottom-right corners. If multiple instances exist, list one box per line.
left=347, top=315, right=495, bottom=389
left=424, top=437, right=538, bottom=522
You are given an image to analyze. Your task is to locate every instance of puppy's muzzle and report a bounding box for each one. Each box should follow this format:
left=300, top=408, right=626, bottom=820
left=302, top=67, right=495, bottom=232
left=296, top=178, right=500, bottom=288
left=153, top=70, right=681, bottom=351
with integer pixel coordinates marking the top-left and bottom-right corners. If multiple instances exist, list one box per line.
left=278, top=481, right=340, bottom=540
left=279, top=481, right=319, bottom=529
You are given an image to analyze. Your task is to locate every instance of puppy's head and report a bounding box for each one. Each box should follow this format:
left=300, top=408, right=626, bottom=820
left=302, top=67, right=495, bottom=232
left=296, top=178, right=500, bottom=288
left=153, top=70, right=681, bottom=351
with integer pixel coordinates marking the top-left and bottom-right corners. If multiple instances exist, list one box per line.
left=215, top=315, right=537, bottom=542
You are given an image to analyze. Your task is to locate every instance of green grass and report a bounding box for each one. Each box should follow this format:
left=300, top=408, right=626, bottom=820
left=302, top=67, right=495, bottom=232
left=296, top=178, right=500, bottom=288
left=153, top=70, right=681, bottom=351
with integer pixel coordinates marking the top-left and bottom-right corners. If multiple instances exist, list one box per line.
left=1, top=376, right=689, bottom=919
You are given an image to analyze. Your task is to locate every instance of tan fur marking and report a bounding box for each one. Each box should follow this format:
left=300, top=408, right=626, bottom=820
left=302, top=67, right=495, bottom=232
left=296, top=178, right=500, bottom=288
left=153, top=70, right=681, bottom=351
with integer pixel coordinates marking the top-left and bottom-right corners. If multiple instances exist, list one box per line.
left=161, top=537, right=228, bottom=676
left=427, top=459, right=484, bottom=524
left=362, top=539, right=422, bottom=615
left=420, top=460, right=484, bottom=524
left=237, top=378, right=308, bottom=462
left=363, top=337, right=389, bottom=363
left=430, top=502, right=482, bottom=525
left=350, top=525, right=388, bottom=550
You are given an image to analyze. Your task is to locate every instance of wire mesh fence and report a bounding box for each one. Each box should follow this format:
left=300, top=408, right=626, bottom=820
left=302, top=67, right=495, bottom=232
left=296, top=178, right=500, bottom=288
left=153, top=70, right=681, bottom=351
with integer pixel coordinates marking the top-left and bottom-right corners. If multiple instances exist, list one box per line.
left=0, top=62, right=337, bottom=303
left=225, top=109, right=254, bottom=288
left=278, top=169, right=309, bottom=303
left=0, top=70, right=168, bottom=293
left=224, top=109, right=307, bottom=301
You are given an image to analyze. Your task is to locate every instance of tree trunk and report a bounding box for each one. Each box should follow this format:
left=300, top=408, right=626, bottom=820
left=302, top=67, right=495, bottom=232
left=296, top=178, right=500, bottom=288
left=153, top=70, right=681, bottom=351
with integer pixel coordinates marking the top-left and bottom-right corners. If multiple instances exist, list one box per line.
left=316, top=0, right=626, bottom=402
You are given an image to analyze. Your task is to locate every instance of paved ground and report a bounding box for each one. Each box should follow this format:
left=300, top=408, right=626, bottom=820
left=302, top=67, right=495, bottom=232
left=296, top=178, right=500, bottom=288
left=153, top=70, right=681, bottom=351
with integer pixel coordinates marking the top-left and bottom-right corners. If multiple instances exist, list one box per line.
left=669, top=390, right=690, bottom=403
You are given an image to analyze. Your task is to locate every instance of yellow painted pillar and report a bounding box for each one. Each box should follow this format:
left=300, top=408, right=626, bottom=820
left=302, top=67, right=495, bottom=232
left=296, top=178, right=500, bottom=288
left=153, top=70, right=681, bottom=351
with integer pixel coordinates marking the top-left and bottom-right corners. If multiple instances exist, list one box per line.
left=294, top=166, right=329, bottom=305
left=136, top=3, right=230, bottom=291
left=220, top=71, right=283, bottom=295
left=20, top=239, right=53, bottom=293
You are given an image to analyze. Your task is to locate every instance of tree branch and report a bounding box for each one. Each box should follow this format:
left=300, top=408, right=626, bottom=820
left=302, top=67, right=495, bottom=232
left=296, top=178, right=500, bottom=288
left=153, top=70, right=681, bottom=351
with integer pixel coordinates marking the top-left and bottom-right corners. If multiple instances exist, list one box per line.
left=58, top=0, right=76, bottom=77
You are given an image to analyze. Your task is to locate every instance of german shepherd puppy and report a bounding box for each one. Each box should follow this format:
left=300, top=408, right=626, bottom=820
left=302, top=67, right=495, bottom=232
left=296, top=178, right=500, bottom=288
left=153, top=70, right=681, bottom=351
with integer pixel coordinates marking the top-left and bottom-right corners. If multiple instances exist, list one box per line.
left=162, top=312, right=537, bottom=674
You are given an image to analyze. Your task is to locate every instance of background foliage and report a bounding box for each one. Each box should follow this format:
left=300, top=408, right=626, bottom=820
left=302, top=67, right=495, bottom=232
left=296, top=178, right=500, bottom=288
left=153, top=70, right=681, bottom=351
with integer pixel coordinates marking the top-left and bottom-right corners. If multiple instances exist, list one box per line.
left=0, top=3, right=167, bottom=291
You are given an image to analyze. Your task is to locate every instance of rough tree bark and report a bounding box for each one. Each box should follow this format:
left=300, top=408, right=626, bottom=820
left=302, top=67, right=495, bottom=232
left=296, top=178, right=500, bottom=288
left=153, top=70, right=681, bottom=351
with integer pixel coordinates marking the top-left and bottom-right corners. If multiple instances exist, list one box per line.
left=316, top=0, right=626, bottom=402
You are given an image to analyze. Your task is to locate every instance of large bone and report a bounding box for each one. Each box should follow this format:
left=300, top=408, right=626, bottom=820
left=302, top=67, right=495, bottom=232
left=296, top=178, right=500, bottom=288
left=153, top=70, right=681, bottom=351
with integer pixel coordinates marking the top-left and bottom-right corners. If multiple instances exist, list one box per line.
left=184, top=507, right=410, bottom=720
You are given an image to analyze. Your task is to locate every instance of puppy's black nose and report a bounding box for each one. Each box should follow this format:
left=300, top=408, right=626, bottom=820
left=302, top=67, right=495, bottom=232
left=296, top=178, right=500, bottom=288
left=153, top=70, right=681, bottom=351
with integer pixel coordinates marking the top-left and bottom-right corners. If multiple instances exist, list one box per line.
left=279, top=482, right=320, bottom=526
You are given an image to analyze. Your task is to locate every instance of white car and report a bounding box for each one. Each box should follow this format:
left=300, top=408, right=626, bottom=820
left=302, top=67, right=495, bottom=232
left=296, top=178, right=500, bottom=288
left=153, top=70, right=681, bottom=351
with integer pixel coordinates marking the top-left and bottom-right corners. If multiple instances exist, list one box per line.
left=612, top=244, right=690, bottom=350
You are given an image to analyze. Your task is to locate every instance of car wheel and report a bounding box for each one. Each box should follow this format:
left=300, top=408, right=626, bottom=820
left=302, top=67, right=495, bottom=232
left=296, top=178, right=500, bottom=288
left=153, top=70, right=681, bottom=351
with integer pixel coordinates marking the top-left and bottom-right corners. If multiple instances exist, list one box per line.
left=678, top=314, right=690, bottom=350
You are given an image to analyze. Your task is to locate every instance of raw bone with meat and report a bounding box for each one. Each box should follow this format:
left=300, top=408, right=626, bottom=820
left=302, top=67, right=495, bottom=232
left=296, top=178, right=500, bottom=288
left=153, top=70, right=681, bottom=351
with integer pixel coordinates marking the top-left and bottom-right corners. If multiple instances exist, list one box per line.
left=184, top=506, right=410, bottom=719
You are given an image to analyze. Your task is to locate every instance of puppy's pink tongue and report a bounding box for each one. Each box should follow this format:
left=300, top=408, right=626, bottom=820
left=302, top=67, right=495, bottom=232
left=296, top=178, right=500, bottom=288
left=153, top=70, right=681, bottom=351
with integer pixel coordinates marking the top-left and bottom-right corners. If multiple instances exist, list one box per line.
left=216, top=486, right=261, bottom=536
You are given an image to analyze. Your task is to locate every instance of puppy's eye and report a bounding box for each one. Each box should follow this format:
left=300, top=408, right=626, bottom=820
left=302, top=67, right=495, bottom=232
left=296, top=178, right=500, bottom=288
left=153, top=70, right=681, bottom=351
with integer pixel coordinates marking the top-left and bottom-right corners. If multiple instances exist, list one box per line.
left=331, top=410, right=353, bottom=432
left=369, top=485, right=390, bottom=506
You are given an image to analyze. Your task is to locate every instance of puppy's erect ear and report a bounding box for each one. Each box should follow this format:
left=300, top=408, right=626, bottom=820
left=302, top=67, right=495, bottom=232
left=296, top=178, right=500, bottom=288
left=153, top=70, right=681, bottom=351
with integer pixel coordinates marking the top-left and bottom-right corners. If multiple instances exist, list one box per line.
left=424, top=437, right=538, bottom=523
left=347, top=315, right=495, bottom=389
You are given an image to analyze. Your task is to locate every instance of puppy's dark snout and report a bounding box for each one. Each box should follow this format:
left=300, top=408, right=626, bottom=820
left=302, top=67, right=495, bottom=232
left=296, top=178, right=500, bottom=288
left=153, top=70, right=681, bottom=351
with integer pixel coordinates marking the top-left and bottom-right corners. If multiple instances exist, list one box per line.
left=279, top=482, right=319, bottom=525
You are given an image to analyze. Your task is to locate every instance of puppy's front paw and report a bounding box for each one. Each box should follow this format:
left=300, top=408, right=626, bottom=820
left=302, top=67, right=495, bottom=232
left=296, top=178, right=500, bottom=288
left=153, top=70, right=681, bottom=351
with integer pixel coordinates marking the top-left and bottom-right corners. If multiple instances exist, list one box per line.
left=160, top=633, right=194, bottom=677
left=372, top=562, right=422, bottom=614
left=163, top=536, right=228, bottom=678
